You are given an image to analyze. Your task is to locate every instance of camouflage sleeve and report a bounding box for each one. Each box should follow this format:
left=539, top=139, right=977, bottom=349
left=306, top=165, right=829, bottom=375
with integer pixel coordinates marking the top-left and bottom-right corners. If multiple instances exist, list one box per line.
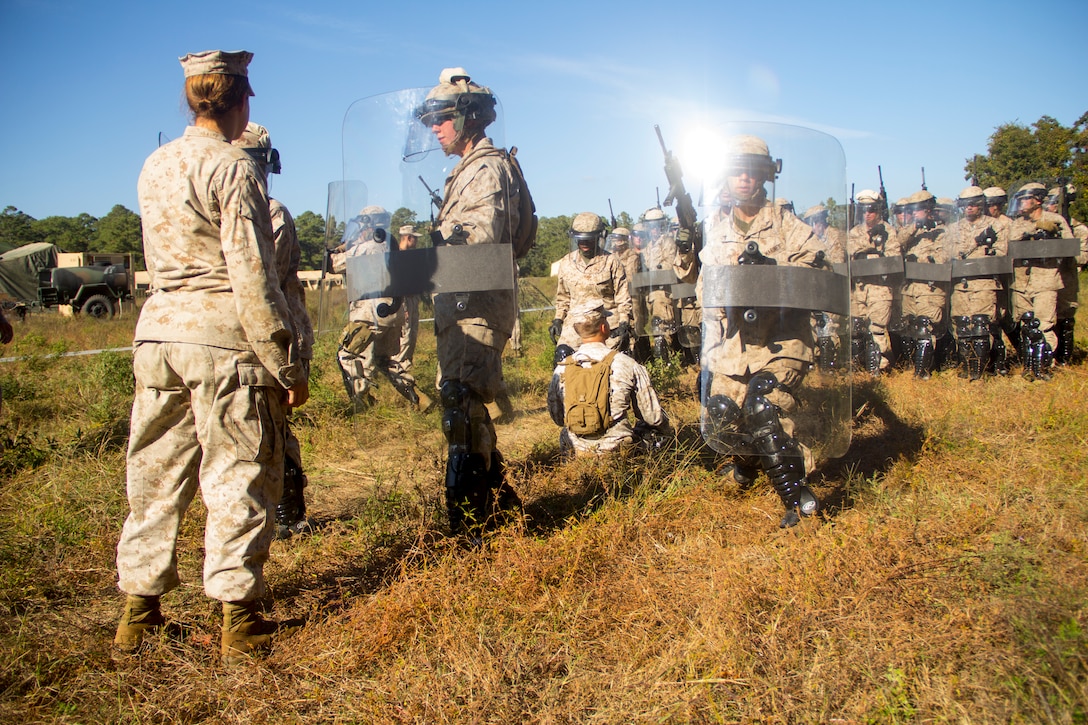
left=272, top=203, right=314, bottom=361
left=627, top=361, right=666, bottom=429
left=611, top=256, right=632, bottom=324
left=217, top=159, right=300, bottom=388
left=554, top=260, right=571, bottom=320
left=441, top=157, right=510, bottom=246
left=782, top=213, right=823, bottom=266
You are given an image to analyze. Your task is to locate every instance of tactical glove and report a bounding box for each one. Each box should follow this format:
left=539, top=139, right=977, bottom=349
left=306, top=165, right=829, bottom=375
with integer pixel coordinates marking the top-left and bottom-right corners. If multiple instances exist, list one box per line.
left=676, top=228, right=693, bottom=254
left=975, top=226, right=997, bottom=247
left=868, top=224, right=888, bottom=246
left=549, top=318, right=563, bottom=344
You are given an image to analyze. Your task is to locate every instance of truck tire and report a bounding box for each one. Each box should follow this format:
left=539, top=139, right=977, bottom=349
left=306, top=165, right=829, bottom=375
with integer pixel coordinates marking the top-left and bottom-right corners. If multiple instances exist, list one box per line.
left=81, top=294, right=115, bottom=320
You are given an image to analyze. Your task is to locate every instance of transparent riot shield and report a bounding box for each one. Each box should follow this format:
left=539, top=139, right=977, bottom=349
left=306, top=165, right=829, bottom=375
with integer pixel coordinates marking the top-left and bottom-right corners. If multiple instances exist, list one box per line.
left=697, top=122, right=851, bottom=467
left=316, top=180, right=367, bottom=336
left=334, top=87, right=515, bottom=413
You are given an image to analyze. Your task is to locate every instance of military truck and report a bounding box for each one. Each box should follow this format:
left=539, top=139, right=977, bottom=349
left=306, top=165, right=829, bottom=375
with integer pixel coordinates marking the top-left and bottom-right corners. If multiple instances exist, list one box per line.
left=37, top=252, right=132, bottom=319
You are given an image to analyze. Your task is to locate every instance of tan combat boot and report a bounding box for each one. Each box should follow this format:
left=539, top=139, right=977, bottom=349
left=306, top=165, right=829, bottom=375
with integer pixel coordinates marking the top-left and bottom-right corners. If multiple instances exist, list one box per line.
left=221, top=600, right=291, bottom=666
left=113, top=594, right=165, bottom=654
left=415, top=387, right=435, bottom=414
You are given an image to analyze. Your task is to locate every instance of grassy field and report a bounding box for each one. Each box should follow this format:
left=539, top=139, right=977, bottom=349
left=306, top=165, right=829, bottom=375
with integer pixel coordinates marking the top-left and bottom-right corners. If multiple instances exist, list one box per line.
left=0, top=280, right=1086, bottom=724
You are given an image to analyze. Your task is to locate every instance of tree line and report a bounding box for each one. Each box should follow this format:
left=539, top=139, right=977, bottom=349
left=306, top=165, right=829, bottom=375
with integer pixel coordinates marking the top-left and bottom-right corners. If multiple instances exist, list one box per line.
left=2, top=113, right=1085, bottom=276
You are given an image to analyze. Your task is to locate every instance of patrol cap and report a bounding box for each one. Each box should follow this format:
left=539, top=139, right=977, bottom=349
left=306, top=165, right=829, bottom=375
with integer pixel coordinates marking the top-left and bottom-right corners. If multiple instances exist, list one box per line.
left=179, top=50, right=255, bottom=94
left=569, top=300, right=611, bottom=328
left=957, top=186, right=986, bottom=206
left=398, top=225, right=420, bottom=237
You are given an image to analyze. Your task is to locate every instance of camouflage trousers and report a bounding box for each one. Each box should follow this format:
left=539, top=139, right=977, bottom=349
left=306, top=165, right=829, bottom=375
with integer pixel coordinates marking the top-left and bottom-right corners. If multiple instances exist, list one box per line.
left=1012, top=288, right=1059, bottom=349
left=117, top=342, right=286, bottom=602
left=950, top=289, right=999, bottom=320
left=337, top=320, right=416, bottom=400
left=852, top=283, right=895, bottom=359
left=1058, top=263, right=1079, bottom=318
left=708, top=358, right=814, bottom=474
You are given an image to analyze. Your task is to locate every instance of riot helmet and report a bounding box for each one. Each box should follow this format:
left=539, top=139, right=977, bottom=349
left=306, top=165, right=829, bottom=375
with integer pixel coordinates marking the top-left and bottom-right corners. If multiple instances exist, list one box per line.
left=605, top=226, right=630, bottom=253
left=231, top=121, right=281, bottom=176
left=956, top=186, right=986, bottom=221
left=569, top=212, right=605, bottom=258
left=983, top=186, right=1007, bottom=217
left=855, top=189, right=880, bottom=222
left=414, top=68, right=497, bottom=155
left=719, top=134, right=781, bottom=204
left=640, top=207, right=670, bottom=241
left=902, top=189, right=936, bottom=218
left=344, top=204, right=391, bottom=247
left=1011, top=182, right=1046, bottom=218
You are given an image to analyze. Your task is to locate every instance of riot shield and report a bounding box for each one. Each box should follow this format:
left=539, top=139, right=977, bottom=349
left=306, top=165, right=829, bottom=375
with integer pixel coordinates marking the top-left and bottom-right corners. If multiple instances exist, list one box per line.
left=698, top=122, right=851, bottom=465
left=334, top=87, right=515, bottom=414
left=316, top=180, right=367, bottom=336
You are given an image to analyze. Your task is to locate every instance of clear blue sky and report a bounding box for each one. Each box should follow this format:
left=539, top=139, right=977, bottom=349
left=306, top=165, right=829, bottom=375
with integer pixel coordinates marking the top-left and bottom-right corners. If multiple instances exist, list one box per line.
left=1, top=0, right=1085, bottom=224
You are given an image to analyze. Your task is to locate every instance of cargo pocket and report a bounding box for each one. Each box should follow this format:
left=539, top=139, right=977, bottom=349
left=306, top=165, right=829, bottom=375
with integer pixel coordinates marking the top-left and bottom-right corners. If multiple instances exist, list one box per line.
left=229, top=362, right=280, bottom=463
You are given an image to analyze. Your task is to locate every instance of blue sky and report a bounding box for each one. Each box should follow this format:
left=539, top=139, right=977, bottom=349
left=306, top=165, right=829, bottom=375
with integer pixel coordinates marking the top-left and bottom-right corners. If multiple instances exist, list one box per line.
left=1, top=0, right=1085, bottom=224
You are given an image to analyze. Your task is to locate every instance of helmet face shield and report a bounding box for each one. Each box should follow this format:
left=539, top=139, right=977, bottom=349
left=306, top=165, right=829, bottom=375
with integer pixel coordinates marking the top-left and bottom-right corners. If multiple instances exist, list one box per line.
left=414, top=98, right=458, bottom=127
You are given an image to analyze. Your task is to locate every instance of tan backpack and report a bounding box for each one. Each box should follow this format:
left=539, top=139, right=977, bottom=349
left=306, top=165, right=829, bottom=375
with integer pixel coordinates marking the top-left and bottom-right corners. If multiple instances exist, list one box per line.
left=561, top=350, right=618, bottom=436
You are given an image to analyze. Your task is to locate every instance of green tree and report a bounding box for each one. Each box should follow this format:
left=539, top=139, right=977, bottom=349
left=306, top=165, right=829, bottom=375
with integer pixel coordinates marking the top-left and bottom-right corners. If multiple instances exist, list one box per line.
left=33, top=213, right=97, bottom=252
left=520, top=214, right=572, bottom=277
left=965, top=114, right=1087, bottom=220
left=94, top=205, right=144, bottom=268
left=293, top=210, right=326, bottom=270
left=0, top=206, right=41, bottom=249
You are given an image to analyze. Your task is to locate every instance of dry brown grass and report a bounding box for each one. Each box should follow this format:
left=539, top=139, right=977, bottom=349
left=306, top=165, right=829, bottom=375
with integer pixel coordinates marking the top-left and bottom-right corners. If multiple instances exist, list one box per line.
left=0, top=286, right=1086, bottom=723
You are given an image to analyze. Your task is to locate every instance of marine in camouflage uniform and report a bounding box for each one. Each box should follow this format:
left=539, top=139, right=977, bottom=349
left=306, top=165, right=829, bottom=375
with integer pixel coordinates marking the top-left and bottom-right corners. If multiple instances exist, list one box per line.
left=948, top=186, right=1010, bottom=379
left=1008, top=182, right=1073, bottom=353
left=1046, top=185, right=1086, bottom=364
left=551, top=212, right=632, bottom=350
left=638, top=207, right=681, bottom=360
left=333, top=206, right=429, bottom=411
left=695, top=135, right=825, bottom=527
left=416, top=68, right=522, bottom=538
left=606, top=226, right=642, bottom=355
left=115, top=50, right=306, bottom=663
left=233, top=121, right=315, bottom=537
left=846, top=191, right=902, bottom=372
left=984, top=186, right=1018, bottom=353
left=897, top=190, right=952, bottom=378
left=548, top=303, right=668, bottom=456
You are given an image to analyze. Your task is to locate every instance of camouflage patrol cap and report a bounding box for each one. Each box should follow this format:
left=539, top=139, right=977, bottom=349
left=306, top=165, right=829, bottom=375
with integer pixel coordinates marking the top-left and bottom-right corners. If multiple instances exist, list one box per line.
left=233, top=122, right=270, bottom=149
left=802, top=204, right=828, bottom=222
left=398, top=225, right=420, bottom=237
left=856, top=189, right=879, bottom=205
left=571, top=212, right=605, bottom=234
left=569, top=300, right=611, bottom=328
left=179, top=49, right=253, bottom=78
left=957, top=186, right=986, bottom=206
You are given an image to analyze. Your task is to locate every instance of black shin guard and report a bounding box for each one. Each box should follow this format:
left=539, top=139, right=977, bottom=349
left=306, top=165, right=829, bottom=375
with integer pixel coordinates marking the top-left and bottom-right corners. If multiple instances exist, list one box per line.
left=1055, top=317, right=1075, bottom=365
left=276, top=452, right=310, bottom=539
left=1018, top=312, right=1053, bottom=381
left=742, top=373, right=818, bottom=528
